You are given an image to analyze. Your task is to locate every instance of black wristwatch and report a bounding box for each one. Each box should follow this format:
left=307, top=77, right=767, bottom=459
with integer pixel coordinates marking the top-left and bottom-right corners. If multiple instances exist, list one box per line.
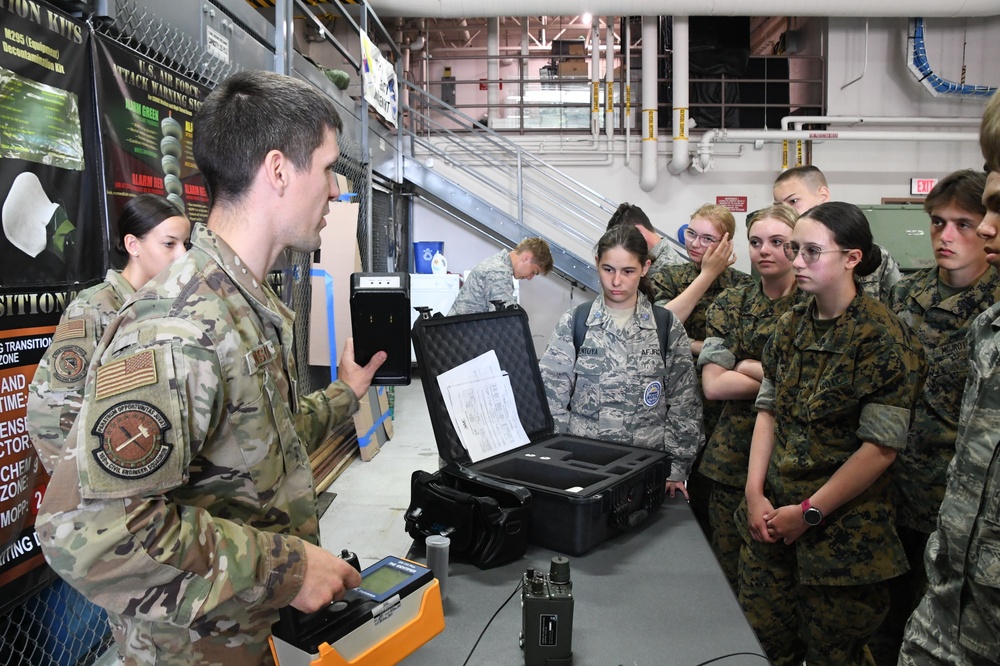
left=801, top=499, right=824, bottom=526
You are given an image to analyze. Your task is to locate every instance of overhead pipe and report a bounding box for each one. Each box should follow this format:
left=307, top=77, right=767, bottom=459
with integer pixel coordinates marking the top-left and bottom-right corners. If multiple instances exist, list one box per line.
left=909, top=18, right=997, bottom=97
left=591, top=16, right=601, bottom=138
left=639, top=16, right=657, bottom=192
left=605, top=16, right=614, bottom=139
left=624, top=17, right=632, bottom=165
left=696, top=128, right=979, bottom=172
left=666, top=16, right=690, bottom=175
left=780, top=115, right=983, bottom=130
left=368, top=1, right=1000, bottom=19
left=487, top=17, right=499, bottom=127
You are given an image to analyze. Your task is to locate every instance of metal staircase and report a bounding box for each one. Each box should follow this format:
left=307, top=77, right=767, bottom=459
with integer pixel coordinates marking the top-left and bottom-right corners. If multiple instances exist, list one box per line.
left=399, top=81, right=620, bottom=291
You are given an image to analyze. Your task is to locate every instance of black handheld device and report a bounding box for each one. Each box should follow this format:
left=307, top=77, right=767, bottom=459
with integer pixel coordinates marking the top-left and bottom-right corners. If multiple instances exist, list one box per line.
left=520, top=556, right=574, bottom=666
left=350, top=272, right=411, bottom=385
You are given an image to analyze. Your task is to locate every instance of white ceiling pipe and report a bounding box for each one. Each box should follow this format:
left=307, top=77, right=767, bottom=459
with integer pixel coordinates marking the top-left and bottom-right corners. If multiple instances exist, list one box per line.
left=605, top=16, right=614, bottom=139
left=487, top=17, right=499, bottom=127
left=639, top=16, right=658, bottom=192
left=591, top=16, right=601, bottom=138
left=695, top=128, right=980, bottom=171
left=367, top=1, right=1000, bottom=18
left=780, top=115, right=983, bottom=130
left=667, top=16, right=690, bottom=175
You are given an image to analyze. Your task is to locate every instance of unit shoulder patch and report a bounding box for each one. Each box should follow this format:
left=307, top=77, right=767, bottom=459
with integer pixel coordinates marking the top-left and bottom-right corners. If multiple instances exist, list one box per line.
left=52, top=344, right=88, bottom=383
left=91, top=400, right=173, bottom=479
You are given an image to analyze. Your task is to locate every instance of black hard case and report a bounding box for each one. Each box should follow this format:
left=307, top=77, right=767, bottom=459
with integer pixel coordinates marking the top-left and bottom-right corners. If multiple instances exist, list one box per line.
left=412, top=308, right=669, bottom=556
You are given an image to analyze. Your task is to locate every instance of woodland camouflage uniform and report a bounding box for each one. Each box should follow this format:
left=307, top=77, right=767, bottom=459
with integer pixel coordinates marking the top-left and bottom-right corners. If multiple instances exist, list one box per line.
left=737, top=292, right=926, bottom=666
left=37, top=224, right=359, bottom=666
left=697, top=281, right=806, bottom=588
left=900, top=301, right=1000, bottom=666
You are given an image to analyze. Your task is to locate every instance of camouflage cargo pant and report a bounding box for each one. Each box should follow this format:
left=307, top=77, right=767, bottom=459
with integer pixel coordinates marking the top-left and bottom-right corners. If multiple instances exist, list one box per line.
left=868, top=525, right=930, bottom=666
left=738, top=534, right=890, bottom=666
left=708, top=482, right=743, bottom=591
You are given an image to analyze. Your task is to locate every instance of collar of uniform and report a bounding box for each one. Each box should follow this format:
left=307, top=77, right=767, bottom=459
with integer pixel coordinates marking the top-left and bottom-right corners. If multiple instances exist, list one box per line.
left=104, top=269, right=136, bottom=302
left=793, top=290, right=866, bottom=353
left=190, top=223, right=293, bottom=328
left=936, top=264, right=1000, bottom=317
left=649, top=237, right=666, bottom=260
left=589, top=293, right=657, bottom=330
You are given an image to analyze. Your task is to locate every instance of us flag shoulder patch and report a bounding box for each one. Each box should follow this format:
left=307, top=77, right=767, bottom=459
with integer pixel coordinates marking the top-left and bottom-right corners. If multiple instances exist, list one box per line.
left=53, top=319, right=86, bottom=342
left=96, top=349, right=158, bottom=401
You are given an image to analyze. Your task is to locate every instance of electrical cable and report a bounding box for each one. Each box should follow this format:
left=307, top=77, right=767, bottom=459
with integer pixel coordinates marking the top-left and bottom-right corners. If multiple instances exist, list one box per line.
left=692, top=651, right=772, bottom=665
left=461, top=580, right=523, bottom=666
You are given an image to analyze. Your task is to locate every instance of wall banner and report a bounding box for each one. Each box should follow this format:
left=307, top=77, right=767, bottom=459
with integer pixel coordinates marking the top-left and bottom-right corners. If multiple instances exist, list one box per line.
left=92, top=34, right=211, bottom=269
left=360, top=32, right=397, bottom=127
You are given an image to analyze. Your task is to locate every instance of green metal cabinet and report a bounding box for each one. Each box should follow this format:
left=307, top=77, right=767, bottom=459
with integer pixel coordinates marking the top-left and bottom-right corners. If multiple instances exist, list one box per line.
left=857, top=205, right=935, bottom=273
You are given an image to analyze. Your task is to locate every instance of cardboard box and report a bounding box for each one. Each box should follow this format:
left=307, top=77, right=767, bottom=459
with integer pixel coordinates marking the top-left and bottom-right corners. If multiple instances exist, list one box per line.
left=308, top=201, right=360, bottom=368
left=558, top=60, right=589, bottom=77
left=353, top=386, right=394, bottom=461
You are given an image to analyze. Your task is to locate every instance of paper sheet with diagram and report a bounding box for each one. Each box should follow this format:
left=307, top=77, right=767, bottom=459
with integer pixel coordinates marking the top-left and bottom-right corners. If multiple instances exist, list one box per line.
left=436, top=350, right=529, bottom=462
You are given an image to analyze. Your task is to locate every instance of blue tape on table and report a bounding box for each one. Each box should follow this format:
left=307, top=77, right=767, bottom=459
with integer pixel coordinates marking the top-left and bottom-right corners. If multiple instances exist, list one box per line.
left=310, top=268, right=338, bottom=382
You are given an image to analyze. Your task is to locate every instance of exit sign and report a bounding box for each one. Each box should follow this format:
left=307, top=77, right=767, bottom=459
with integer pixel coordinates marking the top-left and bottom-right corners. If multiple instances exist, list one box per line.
left=910, top=178, right=938, bottom=195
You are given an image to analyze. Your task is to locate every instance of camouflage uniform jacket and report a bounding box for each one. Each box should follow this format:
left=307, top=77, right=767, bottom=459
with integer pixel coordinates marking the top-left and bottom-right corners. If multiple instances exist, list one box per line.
left=901, top=301, right=1000, bottom=663
left=697, top=282, right=806, bottom=488
left=27, top=270, right=134, bottom=473
left=858, top=245, right=902, bottom=304
left=36, top=224, right=360, bottom=666
left=650, top=261, right=752, bottom=440
left=538, top=293, right=705, bottom=481
left=754, top=291, right=927, bottom=585
left=649, top=236, right=684, bottom=274
left=448, top=249, right=514, bottom=315
left=889, top=265, right=1000, bottom=534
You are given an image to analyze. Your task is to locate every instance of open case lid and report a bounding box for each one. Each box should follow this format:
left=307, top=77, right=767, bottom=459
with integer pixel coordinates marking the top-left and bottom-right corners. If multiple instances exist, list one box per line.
left=411, top=309, right=553, bottom=466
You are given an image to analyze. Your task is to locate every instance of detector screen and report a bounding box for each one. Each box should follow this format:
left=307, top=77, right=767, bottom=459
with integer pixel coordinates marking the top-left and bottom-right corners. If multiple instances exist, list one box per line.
left=361, top=564, right=410, bottom=595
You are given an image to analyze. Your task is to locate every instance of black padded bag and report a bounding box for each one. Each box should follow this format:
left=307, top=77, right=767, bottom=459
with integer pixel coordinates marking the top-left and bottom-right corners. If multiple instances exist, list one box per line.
left=404, top=464, right=530, bottom=569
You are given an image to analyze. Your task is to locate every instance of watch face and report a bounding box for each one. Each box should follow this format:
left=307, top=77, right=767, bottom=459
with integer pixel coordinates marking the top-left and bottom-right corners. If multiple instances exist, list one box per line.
left=804, top=508, right=823, bottom=526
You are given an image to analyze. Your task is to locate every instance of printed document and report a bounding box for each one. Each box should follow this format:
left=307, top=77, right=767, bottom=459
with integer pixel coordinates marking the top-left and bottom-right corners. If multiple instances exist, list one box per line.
left=436, top=350, right=529, bottom=462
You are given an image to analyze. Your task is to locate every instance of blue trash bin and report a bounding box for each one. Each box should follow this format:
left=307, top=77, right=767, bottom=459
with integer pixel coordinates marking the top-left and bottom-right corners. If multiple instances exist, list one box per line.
left=413, top=242, right=443, bottom=274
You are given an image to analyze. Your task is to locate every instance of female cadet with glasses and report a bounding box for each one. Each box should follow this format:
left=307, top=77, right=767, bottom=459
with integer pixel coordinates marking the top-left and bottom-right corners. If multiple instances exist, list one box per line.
left=739, top=201, right=926, bottom=666
left=650, top=204, right=752, bottom=533
left=697, top=204, right=807, bottom=589
left=539, top=224, right=705, bottom=499
left=27, top=194, right=191, bottom=472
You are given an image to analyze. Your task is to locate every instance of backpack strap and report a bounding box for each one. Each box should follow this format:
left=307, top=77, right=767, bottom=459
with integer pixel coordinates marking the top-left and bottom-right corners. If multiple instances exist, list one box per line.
left=573, top=299, right=675, bottom=365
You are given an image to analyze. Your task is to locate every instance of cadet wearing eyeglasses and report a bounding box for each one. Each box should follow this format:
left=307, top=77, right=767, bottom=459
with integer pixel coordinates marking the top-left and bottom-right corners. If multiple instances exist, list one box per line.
left=739, top=201, right=926, bottom=666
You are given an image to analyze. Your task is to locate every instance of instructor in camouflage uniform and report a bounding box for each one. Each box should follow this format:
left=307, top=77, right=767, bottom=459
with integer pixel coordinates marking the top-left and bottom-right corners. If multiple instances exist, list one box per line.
left=539, top=225, right=704, bottom=496
left=899, top=88, right=1000, bottom=666
left=870, top=170, right=999, bottom=666
left=740, top=202, right=926, bottom=666
left=36, top=71, right=385, bottom=666
left=27, top=194, right=189, bottom=473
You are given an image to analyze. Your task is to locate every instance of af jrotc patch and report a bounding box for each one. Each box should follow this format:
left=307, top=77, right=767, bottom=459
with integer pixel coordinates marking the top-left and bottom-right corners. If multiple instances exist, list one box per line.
left=91, top=400, right=173, bottom=478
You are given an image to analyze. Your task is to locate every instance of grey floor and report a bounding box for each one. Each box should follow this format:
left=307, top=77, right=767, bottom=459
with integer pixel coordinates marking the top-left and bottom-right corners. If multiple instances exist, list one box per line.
left=319, top=378, right=437, bottom=566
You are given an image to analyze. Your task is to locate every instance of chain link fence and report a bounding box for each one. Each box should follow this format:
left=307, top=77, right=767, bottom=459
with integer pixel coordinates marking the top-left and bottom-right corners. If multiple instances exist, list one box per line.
left=2, top=0, right=387, bottom=662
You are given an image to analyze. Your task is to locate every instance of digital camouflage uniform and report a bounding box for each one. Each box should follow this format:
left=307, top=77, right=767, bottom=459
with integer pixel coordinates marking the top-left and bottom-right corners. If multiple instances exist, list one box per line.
left=697, top=282, right=806, bottom=588
left=648, top=236, right=685, bottom=275
left=36, top=224, right=360, bottom=666
left=448, top=249, right=516, bottom=315
left=869, top=266, right=1000, bottom=666
left=650, top=262, right=752, bottom=533
left=858, top=245, right=902, bottom=304
left=538, top=293, right=704, bottom=481
left=737, top=291, right=927, bottom=666
left=27, top=270, right=134, bottom=473
left=900, top=301, right=1000, bottom=666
